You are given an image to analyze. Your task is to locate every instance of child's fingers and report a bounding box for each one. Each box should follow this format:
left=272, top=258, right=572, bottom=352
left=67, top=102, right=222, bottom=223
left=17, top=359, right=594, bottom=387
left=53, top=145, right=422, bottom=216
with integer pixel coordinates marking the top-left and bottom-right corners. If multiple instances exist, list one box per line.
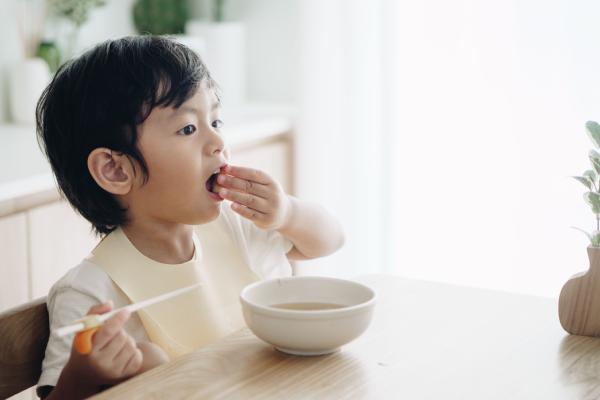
left=87, top=300, right=113, bottom=315
left=113, top=336, right=142, bottom=375
left=92, top=309, right=131, bottom=350
left=217, top=174, right=271, bottom=199
left=113, top=336, right=143, bottom=376
left=74, top=301, right=114, bottom=355
left=112, top=335, right=136, bottom=363
left=231, top=202, right=264, bottom=222
left=222, top=164, right=271, bottom=185
left=120, top=347, right=143, bottom=377
left=99, top=329, right=129, bottom=359
left=219, top=189, right=269, bottom=213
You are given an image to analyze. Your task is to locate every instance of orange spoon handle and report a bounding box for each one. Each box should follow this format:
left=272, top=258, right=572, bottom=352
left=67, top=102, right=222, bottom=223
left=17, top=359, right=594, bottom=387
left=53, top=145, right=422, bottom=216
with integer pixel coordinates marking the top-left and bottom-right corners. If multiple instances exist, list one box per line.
left=74, top=327, right=98, bottom=355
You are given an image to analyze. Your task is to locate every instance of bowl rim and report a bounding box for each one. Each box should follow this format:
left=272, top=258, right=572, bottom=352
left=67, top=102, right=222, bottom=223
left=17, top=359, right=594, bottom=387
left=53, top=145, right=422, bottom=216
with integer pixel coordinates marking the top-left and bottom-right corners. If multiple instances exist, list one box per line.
left=239, top=276, right=377, bottom=319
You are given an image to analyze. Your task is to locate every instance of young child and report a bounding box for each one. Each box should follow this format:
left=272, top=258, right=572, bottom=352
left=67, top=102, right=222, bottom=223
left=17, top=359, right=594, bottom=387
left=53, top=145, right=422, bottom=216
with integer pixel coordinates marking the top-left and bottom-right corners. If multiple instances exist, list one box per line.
left=35, top=36, right=344, bottom=399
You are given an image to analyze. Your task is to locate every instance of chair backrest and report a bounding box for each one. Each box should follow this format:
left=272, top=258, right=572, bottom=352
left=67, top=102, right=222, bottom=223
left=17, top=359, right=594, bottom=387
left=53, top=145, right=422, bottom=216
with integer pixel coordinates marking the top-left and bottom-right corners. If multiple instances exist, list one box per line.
left=0, top=297, right=49, bottom=399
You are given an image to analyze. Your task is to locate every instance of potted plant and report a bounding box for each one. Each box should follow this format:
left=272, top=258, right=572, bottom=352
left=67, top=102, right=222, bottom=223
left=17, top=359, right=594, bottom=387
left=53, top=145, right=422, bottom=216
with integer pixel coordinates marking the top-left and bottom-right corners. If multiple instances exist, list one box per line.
left=132, top=0, right=206, bottom=70
left=185, top=0, right=246, bottom=106
left=559, top=120, right=600, bottom=336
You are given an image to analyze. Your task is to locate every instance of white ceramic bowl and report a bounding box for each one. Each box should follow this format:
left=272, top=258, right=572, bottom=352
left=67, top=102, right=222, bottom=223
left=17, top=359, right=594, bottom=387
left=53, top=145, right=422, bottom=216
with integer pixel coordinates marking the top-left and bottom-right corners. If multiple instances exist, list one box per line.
left=240, top=276, right=376, bottom=356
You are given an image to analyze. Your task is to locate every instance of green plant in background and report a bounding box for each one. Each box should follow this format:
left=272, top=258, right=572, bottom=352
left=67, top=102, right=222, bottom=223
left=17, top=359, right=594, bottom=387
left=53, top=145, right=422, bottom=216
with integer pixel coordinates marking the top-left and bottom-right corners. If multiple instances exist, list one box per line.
left=48, top=0, right=106, bottom=27
left=36, top=40, right=61, bottom=73
left=133, top=0, right=189, bottom=35
left=213, top=0, right=226, bottom=22
left=573, top=121, right=600, bottom=247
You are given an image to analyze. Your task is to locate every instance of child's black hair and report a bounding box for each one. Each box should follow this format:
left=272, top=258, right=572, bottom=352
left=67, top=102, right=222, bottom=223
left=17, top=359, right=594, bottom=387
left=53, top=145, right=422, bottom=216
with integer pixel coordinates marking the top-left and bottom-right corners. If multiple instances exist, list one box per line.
left=36, top=36, right=216, bottom=236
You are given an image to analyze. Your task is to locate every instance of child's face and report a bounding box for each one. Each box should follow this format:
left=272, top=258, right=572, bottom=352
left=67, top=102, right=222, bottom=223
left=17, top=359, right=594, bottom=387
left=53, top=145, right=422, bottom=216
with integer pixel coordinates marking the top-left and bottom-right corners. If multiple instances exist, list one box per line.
left=128, top=80, right=227, bottom=226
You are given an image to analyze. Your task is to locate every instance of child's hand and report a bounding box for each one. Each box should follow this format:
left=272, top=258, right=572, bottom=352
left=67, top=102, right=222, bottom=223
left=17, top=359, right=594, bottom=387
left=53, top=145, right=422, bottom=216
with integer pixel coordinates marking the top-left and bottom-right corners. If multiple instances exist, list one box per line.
left=66, top=302, right=143, bottom=386
left=216, top=164, right=292, bottom=230
left=137, top=341, right=170, bottom=373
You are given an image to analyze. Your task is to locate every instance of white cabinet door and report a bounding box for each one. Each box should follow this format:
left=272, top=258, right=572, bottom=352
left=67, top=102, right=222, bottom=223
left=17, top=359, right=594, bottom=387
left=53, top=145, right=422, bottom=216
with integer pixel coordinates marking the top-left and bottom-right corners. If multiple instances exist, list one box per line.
left=28, top=201, right=99, bottom=299
left=231, top=139, right=293, bottom=194
left=0, top=213, right=28, bottom=312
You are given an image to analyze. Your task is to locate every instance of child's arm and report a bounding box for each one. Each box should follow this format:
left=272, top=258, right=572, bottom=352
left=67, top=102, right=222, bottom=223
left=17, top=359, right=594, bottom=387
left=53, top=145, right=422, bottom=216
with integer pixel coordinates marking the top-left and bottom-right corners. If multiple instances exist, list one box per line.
left=274, top=195, right=344, bottom=260
left=43, top=303, right=168, bottom=400
left=217, top=165, right=345, bottom=260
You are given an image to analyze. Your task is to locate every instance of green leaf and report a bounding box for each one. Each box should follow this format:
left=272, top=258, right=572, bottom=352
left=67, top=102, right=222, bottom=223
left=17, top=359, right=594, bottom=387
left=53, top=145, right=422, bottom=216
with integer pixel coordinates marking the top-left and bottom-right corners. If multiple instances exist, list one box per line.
left=584, top=169, right=597, bottom=182
left=589, top=150, right=600, bottom=174
left=573, top=176, right=593, bottom=190
left=584, top=192, right=600, bottom=214
left=584, top=169, right=598, bottom=190
left=587, top=121, right=600, bottom=148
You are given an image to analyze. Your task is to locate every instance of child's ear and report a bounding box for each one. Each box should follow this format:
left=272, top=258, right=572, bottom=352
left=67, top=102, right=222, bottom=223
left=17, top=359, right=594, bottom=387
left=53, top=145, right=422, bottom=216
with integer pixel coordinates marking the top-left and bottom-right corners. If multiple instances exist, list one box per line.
left=87, top=148, right=135, bottom=195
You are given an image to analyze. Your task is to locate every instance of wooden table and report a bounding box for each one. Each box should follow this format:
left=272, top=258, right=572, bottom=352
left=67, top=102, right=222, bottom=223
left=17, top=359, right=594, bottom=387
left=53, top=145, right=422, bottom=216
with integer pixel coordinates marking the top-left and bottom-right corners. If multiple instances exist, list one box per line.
left=91, top=274, right=600, bottom=399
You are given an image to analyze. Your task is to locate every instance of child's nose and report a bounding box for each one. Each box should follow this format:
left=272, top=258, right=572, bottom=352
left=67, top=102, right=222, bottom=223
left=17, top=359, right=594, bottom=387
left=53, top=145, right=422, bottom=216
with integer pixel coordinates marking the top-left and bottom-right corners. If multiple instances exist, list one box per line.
left=207, top=130, right=225, bottom=156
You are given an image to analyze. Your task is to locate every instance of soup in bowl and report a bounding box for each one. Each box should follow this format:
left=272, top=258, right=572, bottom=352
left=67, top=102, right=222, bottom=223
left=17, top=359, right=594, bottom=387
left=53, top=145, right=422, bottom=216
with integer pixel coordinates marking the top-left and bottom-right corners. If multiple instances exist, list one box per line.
left=239, top=276, right=376, bottom=356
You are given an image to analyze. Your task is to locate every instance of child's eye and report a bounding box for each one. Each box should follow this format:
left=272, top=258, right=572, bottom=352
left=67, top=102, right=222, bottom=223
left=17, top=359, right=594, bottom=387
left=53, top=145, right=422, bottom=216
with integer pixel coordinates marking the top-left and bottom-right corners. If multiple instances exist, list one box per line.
left=178, top=124, right=197, bottom=136
left=212, top=119, right=224, bottom=129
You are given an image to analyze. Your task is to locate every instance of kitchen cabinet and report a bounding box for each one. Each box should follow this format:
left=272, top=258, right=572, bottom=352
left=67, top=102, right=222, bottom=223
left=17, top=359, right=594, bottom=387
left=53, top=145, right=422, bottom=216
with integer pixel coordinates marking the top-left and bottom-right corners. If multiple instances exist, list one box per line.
left=28, top=201, right=99, bottom=299
left=0, top=213, right=28, bottom=310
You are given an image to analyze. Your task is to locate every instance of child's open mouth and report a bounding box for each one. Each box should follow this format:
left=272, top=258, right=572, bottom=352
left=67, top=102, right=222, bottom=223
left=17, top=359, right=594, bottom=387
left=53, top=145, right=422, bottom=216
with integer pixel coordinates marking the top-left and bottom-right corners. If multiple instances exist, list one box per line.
left=206, top=172, right=218, bottom=193
left=205, top=168, right=224, bottom=201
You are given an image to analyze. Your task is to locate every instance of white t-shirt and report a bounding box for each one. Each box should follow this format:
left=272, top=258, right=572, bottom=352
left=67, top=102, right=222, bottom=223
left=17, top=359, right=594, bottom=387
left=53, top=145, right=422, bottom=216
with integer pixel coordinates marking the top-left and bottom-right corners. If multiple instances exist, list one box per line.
left=37, top=202, right=293, bottom=390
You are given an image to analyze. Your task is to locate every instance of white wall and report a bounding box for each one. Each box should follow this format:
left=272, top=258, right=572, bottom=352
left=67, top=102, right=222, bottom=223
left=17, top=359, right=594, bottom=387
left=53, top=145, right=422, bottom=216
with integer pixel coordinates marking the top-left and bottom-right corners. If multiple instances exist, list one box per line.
left=291, top=0, right=388, bottom=280
left=385, top=0, right=600, bottom=297
left=226, top=0, right=300, bottom=104
left=290, top=0, right=600, bottom=298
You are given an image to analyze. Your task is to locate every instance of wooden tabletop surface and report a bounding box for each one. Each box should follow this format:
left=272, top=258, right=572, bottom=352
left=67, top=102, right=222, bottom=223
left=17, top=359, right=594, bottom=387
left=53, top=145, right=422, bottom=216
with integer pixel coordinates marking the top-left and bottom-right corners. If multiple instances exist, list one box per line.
left=91, top=274, right=600, bottom=400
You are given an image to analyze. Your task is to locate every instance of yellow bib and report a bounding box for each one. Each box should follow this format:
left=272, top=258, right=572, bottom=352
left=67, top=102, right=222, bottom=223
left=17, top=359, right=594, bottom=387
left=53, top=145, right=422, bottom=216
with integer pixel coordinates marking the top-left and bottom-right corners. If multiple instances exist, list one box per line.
left=88, top=221, right=259, bottom=359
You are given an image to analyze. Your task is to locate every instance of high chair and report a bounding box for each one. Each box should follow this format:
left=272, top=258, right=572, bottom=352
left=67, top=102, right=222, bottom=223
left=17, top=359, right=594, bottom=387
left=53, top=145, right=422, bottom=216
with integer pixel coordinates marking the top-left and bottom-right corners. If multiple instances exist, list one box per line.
left=0, top=298, right=49, bottom=399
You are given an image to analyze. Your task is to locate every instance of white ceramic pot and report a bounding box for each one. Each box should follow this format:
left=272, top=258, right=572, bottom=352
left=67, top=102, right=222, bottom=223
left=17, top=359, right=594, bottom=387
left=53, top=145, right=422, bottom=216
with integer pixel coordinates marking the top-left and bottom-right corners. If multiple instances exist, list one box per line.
left=172, top=34, right=207, bottom=60
left=9, top=58, right=51, bottom=125
left=185, top=20, right=246, bottom=106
